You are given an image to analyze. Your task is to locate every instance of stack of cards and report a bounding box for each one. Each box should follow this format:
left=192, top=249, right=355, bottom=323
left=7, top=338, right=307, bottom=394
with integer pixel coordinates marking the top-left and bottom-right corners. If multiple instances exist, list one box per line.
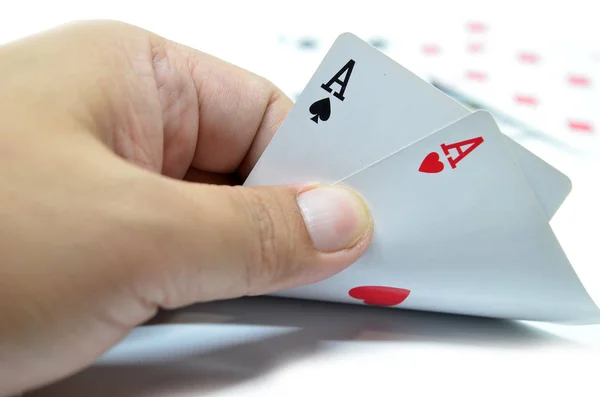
left=423, top=19, right=599, bottom=155
left=244, top=33, right=600, bottom=324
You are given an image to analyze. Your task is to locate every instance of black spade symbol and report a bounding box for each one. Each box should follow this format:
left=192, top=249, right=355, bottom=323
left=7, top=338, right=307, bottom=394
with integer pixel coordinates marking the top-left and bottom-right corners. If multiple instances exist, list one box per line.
left=309, top=97, right=331, bottom=124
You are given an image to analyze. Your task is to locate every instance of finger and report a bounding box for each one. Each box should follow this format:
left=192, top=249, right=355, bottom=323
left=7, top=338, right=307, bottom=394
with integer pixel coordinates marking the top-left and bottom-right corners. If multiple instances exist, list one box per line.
left=136, top=179, right=373, bottom=309
left=182, top=168, right=241, bottom=185
left=152, top=36, right=293, bottom=179
left=4, top=21, right=291, bottom=182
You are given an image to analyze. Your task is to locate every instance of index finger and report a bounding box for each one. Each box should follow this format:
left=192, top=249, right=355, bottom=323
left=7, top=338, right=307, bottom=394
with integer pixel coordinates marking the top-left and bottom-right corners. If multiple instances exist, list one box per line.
left=155, top=37, right=293, bottom=180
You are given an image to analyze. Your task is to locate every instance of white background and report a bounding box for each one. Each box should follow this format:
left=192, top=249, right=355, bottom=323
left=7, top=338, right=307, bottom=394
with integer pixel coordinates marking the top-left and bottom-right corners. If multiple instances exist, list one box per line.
left=1, top=1, right=598, bottom=396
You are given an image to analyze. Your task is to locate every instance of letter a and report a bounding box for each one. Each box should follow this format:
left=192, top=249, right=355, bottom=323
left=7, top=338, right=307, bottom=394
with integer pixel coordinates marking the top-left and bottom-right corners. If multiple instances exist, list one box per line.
left=320, top=59, right=355, bottom=101
left=441, top=136, right=484, bottom=169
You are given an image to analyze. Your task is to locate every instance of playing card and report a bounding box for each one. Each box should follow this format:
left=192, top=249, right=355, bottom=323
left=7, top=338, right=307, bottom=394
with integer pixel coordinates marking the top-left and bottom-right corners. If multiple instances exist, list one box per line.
left=430, top=80, right=574, bottom=218
left=244, top=33, right=571, bottom=219
left=269, top=110, right=600, bottom=324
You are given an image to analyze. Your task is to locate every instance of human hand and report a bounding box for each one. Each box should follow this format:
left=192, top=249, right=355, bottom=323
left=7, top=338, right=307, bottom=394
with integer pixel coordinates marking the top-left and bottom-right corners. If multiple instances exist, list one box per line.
left=0, top=21, right=372, bottom=395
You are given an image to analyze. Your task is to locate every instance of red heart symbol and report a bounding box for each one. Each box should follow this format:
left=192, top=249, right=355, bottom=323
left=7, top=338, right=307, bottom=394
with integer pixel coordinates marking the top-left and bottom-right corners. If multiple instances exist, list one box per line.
left=349, top=286, right=411, bottom=306
left=418, top=152, right=444, bottom=173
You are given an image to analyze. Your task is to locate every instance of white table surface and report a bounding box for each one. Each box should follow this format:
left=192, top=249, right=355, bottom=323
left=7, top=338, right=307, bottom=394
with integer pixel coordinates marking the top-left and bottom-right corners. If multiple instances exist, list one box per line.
left=2, top=1, right=598, bottom=396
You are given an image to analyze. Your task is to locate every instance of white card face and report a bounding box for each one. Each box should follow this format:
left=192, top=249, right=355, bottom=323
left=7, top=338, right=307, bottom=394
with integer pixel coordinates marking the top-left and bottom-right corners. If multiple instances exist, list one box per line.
left=428, top=81, right=573, bottom=219
left=244, top=33, right=571, bottom=219
left=270, top=111, right=600, bottom=324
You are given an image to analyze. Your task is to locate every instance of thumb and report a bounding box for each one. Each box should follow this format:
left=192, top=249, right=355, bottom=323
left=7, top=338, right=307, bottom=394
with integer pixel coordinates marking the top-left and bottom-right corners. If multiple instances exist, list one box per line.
left=141, top=180, right=373, bottom=309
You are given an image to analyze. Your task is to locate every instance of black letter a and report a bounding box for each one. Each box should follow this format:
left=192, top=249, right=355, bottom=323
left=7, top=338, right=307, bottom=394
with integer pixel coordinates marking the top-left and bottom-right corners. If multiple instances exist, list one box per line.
left=320, top=59, right=355, bottom=101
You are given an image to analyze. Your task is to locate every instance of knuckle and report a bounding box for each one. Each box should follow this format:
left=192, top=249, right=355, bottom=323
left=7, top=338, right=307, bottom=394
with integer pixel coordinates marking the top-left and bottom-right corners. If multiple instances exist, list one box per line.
left=62, top=19, right=132, bottom=35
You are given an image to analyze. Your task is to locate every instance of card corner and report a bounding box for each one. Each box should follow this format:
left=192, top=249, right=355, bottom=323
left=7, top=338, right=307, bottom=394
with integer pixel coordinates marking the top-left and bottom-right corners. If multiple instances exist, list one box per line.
left=335, top=32, right=361, bottom=44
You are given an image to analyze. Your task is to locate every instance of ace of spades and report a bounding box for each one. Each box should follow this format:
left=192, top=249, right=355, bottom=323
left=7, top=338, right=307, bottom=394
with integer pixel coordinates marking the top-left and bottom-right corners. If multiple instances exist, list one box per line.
left=309, top=59, right=355, bottom=123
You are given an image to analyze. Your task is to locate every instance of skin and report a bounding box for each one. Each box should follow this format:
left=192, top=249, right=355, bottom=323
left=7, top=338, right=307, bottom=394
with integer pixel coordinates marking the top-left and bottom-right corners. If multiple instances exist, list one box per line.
left=0, top=20, right=373, bottom=395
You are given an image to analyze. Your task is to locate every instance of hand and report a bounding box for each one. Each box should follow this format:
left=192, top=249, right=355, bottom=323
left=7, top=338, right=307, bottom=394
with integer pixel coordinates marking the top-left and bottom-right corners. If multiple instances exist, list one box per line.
left=0, top=21, right=373, bottom=395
